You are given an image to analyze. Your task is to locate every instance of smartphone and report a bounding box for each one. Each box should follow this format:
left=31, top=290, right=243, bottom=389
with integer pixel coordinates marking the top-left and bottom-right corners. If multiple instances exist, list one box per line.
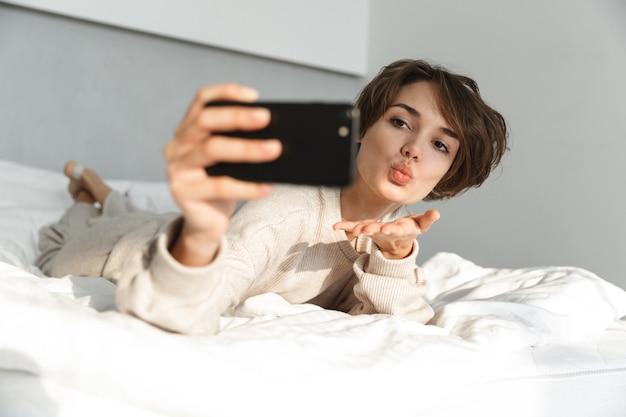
left=204, top=101, right=359, bottom=187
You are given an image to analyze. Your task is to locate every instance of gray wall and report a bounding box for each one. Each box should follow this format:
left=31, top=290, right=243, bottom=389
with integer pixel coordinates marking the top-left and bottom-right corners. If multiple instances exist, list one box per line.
left=1, top=1, right=625, bottom=290
left=368, top=0, right=626, bottom=289
left=0, top=3, right=362, bottom=179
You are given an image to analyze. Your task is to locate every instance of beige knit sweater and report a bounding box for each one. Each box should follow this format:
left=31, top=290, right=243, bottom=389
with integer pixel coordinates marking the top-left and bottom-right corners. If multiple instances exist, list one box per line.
left=115, top=185, right=434, bottom=335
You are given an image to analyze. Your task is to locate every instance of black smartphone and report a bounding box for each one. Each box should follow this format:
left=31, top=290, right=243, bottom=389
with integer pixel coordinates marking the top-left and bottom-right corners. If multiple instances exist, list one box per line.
left=204, top=101, right=359, bottom=187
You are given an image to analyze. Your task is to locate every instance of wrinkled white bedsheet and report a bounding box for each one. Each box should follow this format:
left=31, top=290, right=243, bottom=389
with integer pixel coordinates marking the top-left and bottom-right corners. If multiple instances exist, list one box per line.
left=1, top=253, right=625, bottom=417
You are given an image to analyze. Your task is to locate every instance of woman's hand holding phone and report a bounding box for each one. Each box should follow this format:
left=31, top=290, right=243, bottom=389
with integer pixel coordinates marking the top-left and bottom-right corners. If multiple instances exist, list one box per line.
left=164, top=83, right=282, bottom=267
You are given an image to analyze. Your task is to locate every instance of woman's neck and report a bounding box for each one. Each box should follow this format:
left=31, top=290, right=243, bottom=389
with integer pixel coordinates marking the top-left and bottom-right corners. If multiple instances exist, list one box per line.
left=339, top=182, right=400, bottom=222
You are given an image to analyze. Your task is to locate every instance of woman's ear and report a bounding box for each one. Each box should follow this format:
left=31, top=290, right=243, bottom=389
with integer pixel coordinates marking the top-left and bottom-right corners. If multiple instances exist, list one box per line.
left=355, top=135, right=363, bottom=152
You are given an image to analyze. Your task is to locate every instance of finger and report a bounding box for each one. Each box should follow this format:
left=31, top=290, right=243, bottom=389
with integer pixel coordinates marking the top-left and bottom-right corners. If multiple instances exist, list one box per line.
left=167, top=136, right=282, bottom=172
left=333, top=221, right=358, bottom=232
left=413, top=209, right=441, bottom=233
left=183, top=83, right=260, bottom=125
left=360, top=222, right=385, bottom=236
left=197, top=105, right=271, bottom=134
left=379, top=221, right=410, bottom=236
left=173, top=84, right=266, bottom=150
left=204, top=136, right=282, bottom=164
left=173, top=105, right=271, bottom=149
left=171, top=172, right=274, bottom=203
left=197, top=83, right=260, bottom=106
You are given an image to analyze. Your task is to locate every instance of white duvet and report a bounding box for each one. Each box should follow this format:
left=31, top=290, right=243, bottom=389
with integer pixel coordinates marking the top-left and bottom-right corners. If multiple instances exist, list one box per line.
left=1, top=159, right=625, bottom=417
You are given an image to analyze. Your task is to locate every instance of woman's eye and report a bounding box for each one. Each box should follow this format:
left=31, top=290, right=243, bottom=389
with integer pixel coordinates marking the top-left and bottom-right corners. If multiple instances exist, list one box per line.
left=391, top=118, right=408, bottom=128
left=434, top=140, right=449, bottom=153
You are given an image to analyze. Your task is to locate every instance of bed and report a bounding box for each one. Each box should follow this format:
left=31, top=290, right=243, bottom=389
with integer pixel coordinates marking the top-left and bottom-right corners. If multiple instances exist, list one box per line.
left=1, top=158, right=625, bottom=417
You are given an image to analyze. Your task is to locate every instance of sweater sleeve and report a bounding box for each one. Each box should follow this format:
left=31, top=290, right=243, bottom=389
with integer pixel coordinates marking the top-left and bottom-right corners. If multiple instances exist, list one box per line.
left=115, top=218, right=252, bottom=335
left=115, top=186, right=310, bottom=336
left=347, top=240, right=434, bottom=324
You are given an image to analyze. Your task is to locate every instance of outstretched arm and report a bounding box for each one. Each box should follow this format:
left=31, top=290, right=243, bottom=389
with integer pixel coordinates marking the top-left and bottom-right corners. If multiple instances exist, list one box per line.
left=332, top=210, right=439, bottom=323
left=165, top=83, right=282, bottom=267
left=117, top=84, right=283, bottom=335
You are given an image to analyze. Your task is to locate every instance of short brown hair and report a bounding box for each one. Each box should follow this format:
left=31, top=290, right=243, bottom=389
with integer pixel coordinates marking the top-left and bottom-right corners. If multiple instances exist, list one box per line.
left=356, top=59, right=508, bottom=201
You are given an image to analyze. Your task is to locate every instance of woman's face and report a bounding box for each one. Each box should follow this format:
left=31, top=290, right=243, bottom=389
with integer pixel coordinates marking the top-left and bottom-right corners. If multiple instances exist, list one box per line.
left=354, top=81, right=460, bottom=206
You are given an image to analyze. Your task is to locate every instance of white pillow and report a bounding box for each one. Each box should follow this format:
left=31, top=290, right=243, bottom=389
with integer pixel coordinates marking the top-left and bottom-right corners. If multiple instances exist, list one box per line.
left=0, top=159, right=177, bottom=265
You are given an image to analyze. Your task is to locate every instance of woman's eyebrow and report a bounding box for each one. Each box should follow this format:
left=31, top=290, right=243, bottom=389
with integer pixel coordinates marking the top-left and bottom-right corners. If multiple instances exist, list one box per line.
left=390, top=103, right=459, bottom=139
left=391, top=103, right=419, bottom=116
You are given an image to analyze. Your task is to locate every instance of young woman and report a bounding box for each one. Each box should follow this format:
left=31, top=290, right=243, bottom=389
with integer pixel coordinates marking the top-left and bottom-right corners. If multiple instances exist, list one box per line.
left=37, top=59, right=508, bottom=335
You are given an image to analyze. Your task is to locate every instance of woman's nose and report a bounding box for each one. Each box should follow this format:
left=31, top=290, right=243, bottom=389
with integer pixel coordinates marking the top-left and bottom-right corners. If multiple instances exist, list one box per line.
left=401, top=142, right=421, bottom=161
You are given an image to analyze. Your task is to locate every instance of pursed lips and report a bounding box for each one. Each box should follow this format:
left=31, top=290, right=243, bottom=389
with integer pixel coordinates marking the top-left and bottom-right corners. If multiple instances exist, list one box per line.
left=392, top=163, right=413, bottom=178
left=390, top=163, right=413, bottom=184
